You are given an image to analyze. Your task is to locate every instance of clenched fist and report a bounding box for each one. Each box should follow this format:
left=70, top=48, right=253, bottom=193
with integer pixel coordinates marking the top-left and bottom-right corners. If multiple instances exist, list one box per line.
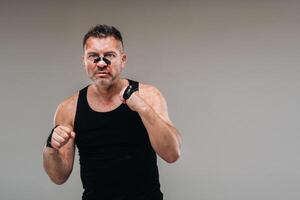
left=119, top=86, right=148, bottom=113
left=50, top=125, right=76, bottom=150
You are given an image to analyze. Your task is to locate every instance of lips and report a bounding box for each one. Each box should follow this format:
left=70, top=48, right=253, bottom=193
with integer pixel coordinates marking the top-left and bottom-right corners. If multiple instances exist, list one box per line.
left=95, top=71, right=109, bottom=74
left=95, top=71, right=110, bottom=77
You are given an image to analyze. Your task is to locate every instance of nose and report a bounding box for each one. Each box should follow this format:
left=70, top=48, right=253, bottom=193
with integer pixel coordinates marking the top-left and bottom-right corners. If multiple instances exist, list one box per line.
left=95, top=59, right=107, bottom=69
left=93, top=56, right=111, bottom=66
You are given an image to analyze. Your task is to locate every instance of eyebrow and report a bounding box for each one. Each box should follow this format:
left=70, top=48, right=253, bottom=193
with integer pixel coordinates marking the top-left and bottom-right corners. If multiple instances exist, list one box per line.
left=86, top=51, right=98, bottom=55
left=86, top=51, right=117, bottom=55
left=103, top=51, right=117, bottom=55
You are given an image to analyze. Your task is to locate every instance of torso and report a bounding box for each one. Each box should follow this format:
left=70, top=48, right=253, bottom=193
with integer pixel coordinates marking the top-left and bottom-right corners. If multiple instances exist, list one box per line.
left=72, top=79, right=163, bottom=199
left=64, top=79, right=158, bottom=128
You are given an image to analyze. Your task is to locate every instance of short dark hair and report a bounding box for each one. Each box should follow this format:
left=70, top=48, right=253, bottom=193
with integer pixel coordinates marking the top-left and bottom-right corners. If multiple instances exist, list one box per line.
left=83, top=24, right=123, bottom=48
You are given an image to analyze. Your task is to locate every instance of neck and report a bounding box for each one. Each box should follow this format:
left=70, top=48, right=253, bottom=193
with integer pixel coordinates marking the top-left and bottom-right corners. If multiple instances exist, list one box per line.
left=91, top=78, right=126, bottom=101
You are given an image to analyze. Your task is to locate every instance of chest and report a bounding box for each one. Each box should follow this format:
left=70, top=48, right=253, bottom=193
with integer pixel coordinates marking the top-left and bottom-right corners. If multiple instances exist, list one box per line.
left=87, top=94, right=122, bottom=113
left=75, top=104, right=149, bottom=149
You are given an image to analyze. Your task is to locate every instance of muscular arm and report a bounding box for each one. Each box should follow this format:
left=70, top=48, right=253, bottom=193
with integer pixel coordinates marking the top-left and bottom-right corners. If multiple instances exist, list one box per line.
left=42, top=94, right=77, bottom=184
left=123, top=85, right=182, bottom=163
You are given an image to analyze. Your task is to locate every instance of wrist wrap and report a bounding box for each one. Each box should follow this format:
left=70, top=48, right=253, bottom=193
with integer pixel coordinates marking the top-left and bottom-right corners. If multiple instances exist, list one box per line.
left=123, top=84, right=138, bottom=100
left=46, top=125, right=59, bottom=148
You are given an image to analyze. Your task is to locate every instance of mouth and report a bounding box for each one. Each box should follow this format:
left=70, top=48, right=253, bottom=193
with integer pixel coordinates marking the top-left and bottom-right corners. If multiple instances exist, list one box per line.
left=95, top=71, right=110, bottom=77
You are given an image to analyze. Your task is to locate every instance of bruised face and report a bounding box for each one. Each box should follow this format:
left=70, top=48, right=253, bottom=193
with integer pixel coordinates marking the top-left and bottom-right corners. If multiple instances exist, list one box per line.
left=83, top=36, right=126, bottom=87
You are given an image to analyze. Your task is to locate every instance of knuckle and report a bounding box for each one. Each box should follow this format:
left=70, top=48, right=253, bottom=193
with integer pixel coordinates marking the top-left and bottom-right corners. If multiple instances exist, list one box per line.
left=52, top=131, right=58, bottom=137
left=61, top=133, right=69, bottom=140
left=51, top=141, right=59, bottom=149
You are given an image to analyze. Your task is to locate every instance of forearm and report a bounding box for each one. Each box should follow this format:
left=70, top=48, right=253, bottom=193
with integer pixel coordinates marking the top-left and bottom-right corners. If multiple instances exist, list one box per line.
left=43, top=146, right=73, bottom=184
left=138, top=105, right=181, bottom=163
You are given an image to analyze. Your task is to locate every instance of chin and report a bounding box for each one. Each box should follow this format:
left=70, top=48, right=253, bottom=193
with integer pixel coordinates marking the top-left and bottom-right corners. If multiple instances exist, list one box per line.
left=94, top=78, right=113, bottom=87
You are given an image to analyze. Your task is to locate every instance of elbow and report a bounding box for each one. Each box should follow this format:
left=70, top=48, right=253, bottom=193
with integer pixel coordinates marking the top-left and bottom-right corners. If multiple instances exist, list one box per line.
left=165, top=136, right=182, bottom=163
left=44, top=166, right=72, bottom=185
left=50, top=176, right=69, bottom=185
left=49, top=169, right=73, bottom=185
left=164, top=149, right=181, bottom=163
left=52, top=179, right=66, bottom=185
left=43, top=166, right=70, bottom=185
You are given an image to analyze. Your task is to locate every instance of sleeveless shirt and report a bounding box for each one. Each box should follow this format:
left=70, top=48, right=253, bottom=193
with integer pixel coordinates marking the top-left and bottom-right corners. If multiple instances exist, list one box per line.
left=74, top=80, right=163, bottom=200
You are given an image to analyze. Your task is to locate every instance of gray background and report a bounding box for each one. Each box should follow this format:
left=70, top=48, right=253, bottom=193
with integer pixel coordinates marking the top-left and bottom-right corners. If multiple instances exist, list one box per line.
left=1, top=0, right=300, bottom=200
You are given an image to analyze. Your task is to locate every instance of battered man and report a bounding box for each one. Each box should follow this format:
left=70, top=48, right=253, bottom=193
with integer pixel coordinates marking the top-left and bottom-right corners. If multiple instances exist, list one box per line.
left=43, top=24, right=182, bottom=200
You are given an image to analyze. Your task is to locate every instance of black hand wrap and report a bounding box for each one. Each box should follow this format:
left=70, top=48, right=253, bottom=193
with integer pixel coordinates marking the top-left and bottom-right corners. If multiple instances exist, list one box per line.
left=46, top=125, right=59, bottom=148
left=123, top=84, right=138, bottom=100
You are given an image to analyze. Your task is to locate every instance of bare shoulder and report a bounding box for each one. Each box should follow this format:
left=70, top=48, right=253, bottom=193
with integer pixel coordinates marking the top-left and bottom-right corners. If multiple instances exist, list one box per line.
left=139, top=83, right=172, bottom=124
left=139, top=83, right=164, bottom=103
left=54, top=92, right=79, bottom=127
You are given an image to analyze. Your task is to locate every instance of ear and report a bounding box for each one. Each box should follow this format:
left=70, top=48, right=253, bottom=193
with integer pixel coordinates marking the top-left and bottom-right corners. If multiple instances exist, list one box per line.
left=121, top=53, right=127, bottom=69
left=82, top=55, right=86, bottom=67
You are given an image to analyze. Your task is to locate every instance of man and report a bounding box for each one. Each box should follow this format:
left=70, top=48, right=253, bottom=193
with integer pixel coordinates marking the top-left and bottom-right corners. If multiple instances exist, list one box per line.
left=43, top=24, right=182, bottom=200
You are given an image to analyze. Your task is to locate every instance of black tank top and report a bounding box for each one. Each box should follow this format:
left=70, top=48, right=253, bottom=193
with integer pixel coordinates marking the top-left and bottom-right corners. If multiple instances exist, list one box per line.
left=74, top=80, right=163, bottom=200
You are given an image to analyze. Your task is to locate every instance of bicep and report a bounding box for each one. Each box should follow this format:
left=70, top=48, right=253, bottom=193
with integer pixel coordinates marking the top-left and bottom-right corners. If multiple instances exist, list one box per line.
left=53, top=93, right=78, bottom=127
left=52, top=99, right=77, bottom=163
left=53, top=103, right=64, bottom=126
left=148, top=88, right=174, bottom=126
